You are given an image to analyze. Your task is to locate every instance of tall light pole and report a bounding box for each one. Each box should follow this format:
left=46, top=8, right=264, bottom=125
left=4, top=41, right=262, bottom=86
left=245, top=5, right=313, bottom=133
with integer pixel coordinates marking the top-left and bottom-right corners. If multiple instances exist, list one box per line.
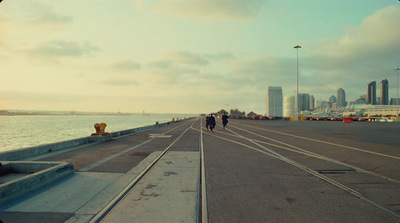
left=294, top=45, right=301, bottom=119
left=395, top=68, right=400, bottom=120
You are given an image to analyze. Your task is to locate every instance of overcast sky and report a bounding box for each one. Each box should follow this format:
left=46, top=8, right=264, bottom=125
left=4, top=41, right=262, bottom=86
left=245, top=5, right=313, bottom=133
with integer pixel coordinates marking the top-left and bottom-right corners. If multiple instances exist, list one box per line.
left=1, top=0, right=399, bottom=114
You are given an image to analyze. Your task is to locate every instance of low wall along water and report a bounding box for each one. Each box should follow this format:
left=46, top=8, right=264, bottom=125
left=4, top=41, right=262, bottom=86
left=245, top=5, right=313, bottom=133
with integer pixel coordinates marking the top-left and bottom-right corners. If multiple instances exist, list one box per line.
left=0, top=121, right=173, bottom=161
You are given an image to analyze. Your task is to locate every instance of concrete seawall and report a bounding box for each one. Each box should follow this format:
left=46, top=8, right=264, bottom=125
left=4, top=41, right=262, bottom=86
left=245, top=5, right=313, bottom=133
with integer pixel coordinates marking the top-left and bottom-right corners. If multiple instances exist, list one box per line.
left=0, top=120, right=177, bottom=161
left=0, top=161, right=74, bottom=205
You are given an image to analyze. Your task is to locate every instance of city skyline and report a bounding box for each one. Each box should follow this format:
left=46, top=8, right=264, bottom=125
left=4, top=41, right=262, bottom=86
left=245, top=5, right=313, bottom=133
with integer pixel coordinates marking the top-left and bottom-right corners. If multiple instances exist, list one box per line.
left=1, top=1, right=400, bottom=114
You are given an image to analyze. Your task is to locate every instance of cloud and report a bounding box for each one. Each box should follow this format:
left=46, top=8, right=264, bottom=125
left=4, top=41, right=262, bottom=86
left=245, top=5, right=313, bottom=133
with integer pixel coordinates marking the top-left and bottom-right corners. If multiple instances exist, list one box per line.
left=229, top=56, right=295, bottom=91
left=291, top=5, right=400, bottom=100
left=151, top=0, right=264, bottom=21
left=27, top=9, right=73, bottom=26
left=163, top=51, right=209, bottom=65
left=204, top=52, right=235, bottom=61
left=111, top=60, right=141, bottom=71
left=0, top=15, right=8, bottom=46
left=12, top=2, right=72, bottom=29
left=143, top=51, right=207, bottom=85
left=29, top=40, right=100, bottom=58
left=100, top=79, right=139, bottom=86
left=309, top=6, right=400, bottom=70
left=148, top=60, right=173, bottom=69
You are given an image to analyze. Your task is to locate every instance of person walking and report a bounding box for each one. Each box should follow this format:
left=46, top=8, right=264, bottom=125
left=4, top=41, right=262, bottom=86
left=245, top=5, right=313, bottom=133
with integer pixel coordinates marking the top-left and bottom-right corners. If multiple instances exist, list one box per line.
left=209, top=114, right=216, bottom=133
left=205, top=114, right=210, bottom=131
left=222, top=113, right=229, bottom=129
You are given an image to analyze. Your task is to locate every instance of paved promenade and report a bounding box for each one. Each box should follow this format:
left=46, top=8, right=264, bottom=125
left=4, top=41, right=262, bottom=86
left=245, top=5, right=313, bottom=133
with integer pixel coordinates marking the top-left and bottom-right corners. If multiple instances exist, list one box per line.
left=1, top=118, right=400, bottom=223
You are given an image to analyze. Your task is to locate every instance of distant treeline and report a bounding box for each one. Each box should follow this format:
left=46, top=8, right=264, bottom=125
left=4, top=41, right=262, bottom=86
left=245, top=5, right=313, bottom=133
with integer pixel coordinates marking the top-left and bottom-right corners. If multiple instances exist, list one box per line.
left=214, top=109, right=259, bottom=117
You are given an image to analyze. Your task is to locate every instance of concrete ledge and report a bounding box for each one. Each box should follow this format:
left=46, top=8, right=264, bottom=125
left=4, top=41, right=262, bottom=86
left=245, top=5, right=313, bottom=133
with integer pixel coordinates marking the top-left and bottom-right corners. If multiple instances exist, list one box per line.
left=0, top=136, right=110, bottom=161
left=0, top=161, right=74, bottom=205
left=0, top=122, right=171, bottom=161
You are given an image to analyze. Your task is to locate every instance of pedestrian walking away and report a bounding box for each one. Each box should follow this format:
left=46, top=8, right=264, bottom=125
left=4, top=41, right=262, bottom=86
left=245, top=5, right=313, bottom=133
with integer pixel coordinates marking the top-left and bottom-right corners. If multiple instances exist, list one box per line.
left=222, top=113, right=229, bottom=129
left=205, top=114, right=210, bottom=130
left=209, top=114, right=216, bottom=133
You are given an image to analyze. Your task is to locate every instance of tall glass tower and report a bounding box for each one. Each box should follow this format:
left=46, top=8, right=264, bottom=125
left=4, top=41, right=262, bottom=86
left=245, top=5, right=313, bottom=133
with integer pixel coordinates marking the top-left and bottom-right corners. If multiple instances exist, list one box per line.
left=298, top=93, right=310, bottom=112
left=337, top=88, right=346, bottom=107
left=380, top=79, right=389, bottom=105
left=367, top=81, right=376, bottom=105
left=266, top=86, right=283, bottom=117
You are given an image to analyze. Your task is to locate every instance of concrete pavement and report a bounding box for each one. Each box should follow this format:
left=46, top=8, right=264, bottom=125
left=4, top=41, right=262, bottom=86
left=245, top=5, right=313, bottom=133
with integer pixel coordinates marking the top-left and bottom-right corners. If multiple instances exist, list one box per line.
left=1, top=118, right=400, bottom=223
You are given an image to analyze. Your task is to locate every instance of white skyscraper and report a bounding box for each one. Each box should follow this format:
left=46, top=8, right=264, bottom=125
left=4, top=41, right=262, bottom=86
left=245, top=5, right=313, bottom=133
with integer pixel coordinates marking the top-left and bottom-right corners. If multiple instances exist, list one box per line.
left=266, top=86, right=283, bottom=117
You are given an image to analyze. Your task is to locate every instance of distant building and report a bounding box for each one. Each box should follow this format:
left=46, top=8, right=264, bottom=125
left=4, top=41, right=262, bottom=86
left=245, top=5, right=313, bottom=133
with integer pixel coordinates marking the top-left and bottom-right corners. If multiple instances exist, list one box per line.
left=316, top=100, right=322, bottom=108
left=310, top=95, right=315, bottom=110
left=380, top=79, right=389, bottom=105
left=360, top=94, right=367, bottom=100
left=266, top=86, right=283, bottom=117
left=329, top=95, right=337, bottom=108
left=284, top=95, right=295, bottom=117
left=337, top=88, right=346, bottom=107
left=391, top=98, right=400, bottom=105
left=320, top=101, right=330, bottom=109
left=367, top=81, right=376, bottom=105
left=298, top=93, right=310, bottom=111
left=356, top=98, right=367, bottom=105
left=331, top=103, right=337, bottom=111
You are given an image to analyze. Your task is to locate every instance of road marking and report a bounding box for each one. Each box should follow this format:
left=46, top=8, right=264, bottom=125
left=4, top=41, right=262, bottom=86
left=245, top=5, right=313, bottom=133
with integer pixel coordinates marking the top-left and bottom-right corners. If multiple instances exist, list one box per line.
left=202, top=128, right=400, bottom=219
left=79, top=121, right=187, bottom=172
left=148, top=134, right=172, bottom=138
left=235, top=123, right=400, bottom=160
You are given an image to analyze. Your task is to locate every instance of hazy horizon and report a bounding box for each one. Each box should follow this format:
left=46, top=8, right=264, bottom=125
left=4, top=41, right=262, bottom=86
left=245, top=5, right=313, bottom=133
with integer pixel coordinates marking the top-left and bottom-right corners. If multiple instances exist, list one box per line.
left=1, top=1, right=399, bottom=114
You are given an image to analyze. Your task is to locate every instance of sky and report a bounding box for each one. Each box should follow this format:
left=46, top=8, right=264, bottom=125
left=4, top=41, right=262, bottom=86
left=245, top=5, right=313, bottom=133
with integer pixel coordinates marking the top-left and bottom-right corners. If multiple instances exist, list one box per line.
left=1, top=0, right=400, bottom=114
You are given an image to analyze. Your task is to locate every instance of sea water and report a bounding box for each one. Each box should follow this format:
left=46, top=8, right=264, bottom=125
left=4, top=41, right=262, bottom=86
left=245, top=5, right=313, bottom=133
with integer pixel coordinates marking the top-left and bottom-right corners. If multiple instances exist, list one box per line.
left=0, top=114, right=192, bottom=152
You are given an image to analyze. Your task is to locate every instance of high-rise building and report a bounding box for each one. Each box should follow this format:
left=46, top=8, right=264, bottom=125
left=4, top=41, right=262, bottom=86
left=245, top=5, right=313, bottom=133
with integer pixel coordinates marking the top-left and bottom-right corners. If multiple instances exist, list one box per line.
left=380, top=79, right=389, bottom=105
left=309, top=95, right=315, bottom=110
left=390, top=98, right=400, bottom=105
left=298, top=93, right=310, bottom=112
left=337, top=88, right=346, bottom=107
left=266, top=86, right=283, bottom=117
left=329, top=95, right=337, bottom=108
left=284, top=95, right=295, bottom=117
left=367, top=81, right=376, bottom=105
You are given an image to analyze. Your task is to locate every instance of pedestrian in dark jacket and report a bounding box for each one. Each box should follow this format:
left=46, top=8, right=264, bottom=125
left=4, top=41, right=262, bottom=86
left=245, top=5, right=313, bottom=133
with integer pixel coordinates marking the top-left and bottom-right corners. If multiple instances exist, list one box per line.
left=222, top=113, right=229, bottom=129
left=205, top=115, right=210, bottom=130
left=209, top=114, right=216, bottom=132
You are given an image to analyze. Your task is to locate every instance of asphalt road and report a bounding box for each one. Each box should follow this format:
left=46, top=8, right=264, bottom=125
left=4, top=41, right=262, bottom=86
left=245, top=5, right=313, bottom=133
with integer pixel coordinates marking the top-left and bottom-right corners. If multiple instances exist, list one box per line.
left=202, top=118, right=400, bottom=223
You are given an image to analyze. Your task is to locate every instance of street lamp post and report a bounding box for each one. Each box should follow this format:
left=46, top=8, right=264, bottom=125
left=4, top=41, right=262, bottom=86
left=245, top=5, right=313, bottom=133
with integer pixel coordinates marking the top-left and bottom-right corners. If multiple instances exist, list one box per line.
left=294, top=45, right=301, bottom=119
left=395, top=68, right=400, bottom=120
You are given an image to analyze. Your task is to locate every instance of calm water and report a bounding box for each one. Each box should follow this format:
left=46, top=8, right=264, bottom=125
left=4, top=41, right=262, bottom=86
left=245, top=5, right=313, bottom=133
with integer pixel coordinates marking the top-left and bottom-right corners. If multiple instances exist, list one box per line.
left=0, top=114, right=192, bottom=152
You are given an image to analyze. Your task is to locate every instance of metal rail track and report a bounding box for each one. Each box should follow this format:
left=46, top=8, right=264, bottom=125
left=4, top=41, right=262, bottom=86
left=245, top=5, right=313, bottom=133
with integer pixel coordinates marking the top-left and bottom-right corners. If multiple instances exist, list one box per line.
left=89, top=118, right=207, bottom=223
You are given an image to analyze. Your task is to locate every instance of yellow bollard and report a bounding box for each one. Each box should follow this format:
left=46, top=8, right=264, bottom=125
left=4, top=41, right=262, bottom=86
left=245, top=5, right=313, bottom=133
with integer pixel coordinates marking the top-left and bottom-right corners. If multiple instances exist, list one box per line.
left=92, top=123, right=108, bottom=135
